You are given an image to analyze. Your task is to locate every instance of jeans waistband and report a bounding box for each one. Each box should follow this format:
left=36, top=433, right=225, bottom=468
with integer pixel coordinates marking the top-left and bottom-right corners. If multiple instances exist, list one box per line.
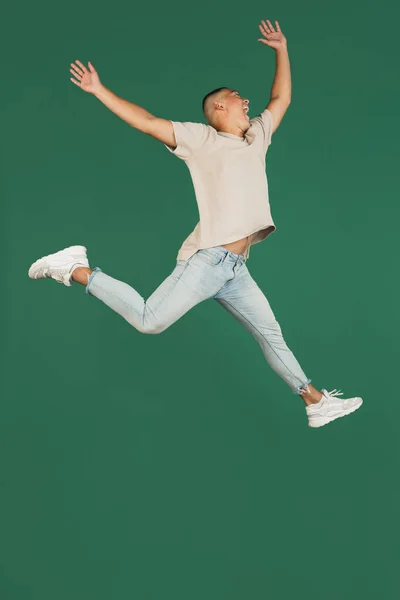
left=206, top=245, right=248, bottom=262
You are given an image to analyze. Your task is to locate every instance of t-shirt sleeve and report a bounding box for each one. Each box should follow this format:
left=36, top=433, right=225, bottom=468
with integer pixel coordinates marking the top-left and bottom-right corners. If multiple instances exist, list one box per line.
left=164, top=121, right=210, bottom=160
left=249, top=109, right=274, bottom=152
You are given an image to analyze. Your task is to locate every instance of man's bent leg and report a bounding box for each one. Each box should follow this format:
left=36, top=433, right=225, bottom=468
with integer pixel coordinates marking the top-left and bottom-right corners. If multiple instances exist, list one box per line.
left=82, top=259, right=216, bottom=334
left=214, top=264, right=322, bottom=402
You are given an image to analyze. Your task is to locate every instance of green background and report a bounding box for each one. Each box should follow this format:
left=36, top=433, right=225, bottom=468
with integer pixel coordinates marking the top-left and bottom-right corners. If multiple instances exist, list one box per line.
left=2, top=0, right=399, bottom=598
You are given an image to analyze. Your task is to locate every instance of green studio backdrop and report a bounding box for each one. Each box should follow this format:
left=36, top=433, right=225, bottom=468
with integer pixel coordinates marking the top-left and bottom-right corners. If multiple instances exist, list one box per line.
left=2, top=0, right=400, bottom=598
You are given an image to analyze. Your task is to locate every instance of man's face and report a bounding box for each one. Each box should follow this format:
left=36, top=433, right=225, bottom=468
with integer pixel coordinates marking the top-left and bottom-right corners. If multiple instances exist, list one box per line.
left=220, top=89, right=250, bottom=130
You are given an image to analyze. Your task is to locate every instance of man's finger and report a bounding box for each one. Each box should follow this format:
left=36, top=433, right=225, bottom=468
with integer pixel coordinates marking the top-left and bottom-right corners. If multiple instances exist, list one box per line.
left=70, top=68, right=82, bottom=80
left=261, top=20, right=271, bottom=32
left=71, top=63, right=83, bottom=77
left=75, top=60, right=88, bottom=73
left=266, top=20, right=275, bottom=32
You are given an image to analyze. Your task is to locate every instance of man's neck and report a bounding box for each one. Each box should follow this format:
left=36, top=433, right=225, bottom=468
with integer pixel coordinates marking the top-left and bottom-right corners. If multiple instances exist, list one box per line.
left=216, top=123, right=246, bottom=138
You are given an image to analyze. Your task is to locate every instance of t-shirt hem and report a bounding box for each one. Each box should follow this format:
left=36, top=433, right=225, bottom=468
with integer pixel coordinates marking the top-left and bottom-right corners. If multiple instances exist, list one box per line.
left=176, top=224, right=276, bottom=261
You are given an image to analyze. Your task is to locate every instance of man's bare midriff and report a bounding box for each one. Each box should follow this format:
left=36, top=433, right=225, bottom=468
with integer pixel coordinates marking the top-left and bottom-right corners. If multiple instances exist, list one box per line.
left=221, top=235, right=250, bottom=255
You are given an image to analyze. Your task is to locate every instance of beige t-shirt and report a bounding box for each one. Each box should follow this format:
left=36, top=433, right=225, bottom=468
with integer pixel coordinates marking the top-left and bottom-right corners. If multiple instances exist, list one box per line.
left=165, top=109, right=276, bottom=261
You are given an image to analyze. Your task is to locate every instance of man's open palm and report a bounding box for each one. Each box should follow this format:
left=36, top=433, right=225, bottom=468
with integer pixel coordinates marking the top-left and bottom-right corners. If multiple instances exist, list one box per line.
left=70, top=60, right=101, bottom=94
left=258, top=19, right=287, bottom=50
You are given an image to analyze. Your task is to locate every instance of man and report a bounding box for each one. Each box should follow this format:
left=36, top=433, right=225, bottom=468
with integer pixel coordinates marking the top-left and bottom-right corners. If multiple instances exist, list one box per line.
left=28, top=19, right=362, bottom=427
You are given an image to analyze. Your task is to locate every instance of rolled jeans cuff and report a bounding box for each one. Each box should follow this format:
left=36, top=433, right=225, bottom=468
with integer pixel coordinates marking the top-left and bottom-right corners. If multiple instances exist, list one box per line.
left=294, top=378, right=312, bottom=395
left=85, top=267, right=103, bottom=295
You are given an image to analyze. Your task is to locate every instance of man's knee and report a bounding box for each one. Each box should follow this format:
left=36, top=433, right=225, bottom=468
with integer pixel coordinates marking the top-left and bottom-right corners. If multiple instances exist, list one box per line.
left=138, top=320, right=168, bottom=335
left=255, top=318, right=283, bottom=341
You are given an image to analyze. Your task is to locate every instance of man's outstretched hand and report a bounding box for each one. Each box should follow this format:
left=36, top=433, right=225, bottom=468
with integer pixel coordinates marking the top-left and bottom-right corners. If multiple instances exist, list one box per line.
left=70, top=60, right=102, bottom=94
left=258, top=20, right=287, bottom=51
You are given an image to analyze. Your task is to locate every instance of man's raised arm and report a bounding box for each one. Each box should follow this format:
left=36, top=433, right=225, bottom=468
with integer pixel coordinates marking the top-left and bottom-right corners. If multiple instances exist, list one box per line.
left=69, top=60, right=176, bottom=148
left=257, top=19, right=291, bottom=135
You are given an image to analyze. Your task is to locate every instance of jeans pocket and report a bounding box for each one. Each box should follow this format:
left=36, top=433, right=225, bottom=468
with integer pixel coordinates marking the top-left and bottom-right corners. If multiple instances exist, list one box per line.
left=197, top=250, right=224, bottom=267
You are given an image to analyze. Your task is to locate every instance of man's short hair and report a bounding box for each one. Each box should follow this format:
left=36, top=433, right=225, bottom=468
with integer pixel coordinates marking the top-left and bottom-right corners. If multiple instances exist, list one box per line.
left=202, top=87, right=228, bottom=115
left=202, top=87, right=228, bottom=112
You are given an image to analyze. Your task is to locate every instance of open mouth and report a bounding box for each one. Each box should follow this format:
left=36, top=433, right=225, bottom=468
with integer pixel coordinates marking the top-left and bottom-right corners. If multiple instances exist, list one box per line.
left=243, top=106, right=249, bottom=116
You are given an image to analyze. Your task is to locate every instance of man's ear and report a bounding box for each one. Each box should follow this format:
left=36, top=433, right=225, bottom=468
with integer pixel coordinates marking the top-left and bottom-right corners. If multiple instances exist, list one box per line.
left=214, top=101, right=224, bottom=110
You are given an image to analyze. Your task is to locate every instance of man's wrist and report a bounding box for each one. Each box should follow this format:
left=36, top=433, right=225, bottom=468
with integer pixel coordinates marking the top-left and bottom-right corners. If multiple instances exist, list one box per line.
left=275, top=44, right=288, bottom=54
left=94, top=83, right=107, bottom=99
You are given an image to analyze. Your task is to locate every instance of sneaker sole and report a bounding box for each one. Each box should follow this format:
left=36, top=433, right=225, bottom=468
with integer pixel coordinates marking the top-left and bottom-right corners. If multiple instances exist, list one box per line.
left=308, top=398, right=363, bottom=428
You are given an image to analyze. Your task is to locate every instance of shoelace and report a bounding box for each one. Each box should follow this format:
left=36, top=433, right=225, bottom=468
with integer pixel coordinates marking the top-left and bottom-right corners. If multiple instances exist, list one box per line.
left=326, top=389, right=343, bottom=398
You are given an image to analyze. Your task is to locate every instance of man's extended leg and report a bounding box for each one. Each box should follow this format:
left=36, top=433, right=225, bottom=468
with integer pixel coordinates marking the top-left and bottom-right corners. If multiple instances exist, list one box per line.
left=213, top=259, right=363, bottom=426
left=213, top=261, right=318, bottom=400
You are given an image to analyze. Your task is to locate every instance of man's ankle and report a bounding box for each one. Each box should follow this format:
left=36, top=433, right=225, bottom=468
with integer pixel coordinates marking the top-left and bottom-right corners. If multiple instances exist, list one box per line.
left=300, top=384, right=323, bottom=406
left=72, top=267, right=93, bottom=285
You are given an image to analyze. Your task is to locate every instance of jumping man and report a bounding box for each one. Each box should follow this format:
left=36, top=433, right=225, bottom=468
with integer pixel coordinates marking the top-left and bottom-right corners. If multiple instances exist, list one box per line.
left=28, top=19, right=363, bottom=427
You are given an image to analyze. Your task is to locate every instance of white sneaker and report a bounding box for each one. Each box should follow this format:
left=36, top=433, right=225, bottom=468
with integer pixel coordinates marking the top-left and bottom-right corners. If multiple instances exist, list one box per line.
left=306, top=389, right=363, bottom=428
left=28, top=245, right=89, bottom=287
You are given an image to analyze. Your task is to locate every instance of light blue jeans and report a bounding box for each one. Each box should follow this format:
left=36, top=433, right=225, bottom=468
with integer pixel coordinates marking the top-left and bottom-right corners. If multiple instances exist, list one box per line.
left=85, top=246, right=311, bottom=394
